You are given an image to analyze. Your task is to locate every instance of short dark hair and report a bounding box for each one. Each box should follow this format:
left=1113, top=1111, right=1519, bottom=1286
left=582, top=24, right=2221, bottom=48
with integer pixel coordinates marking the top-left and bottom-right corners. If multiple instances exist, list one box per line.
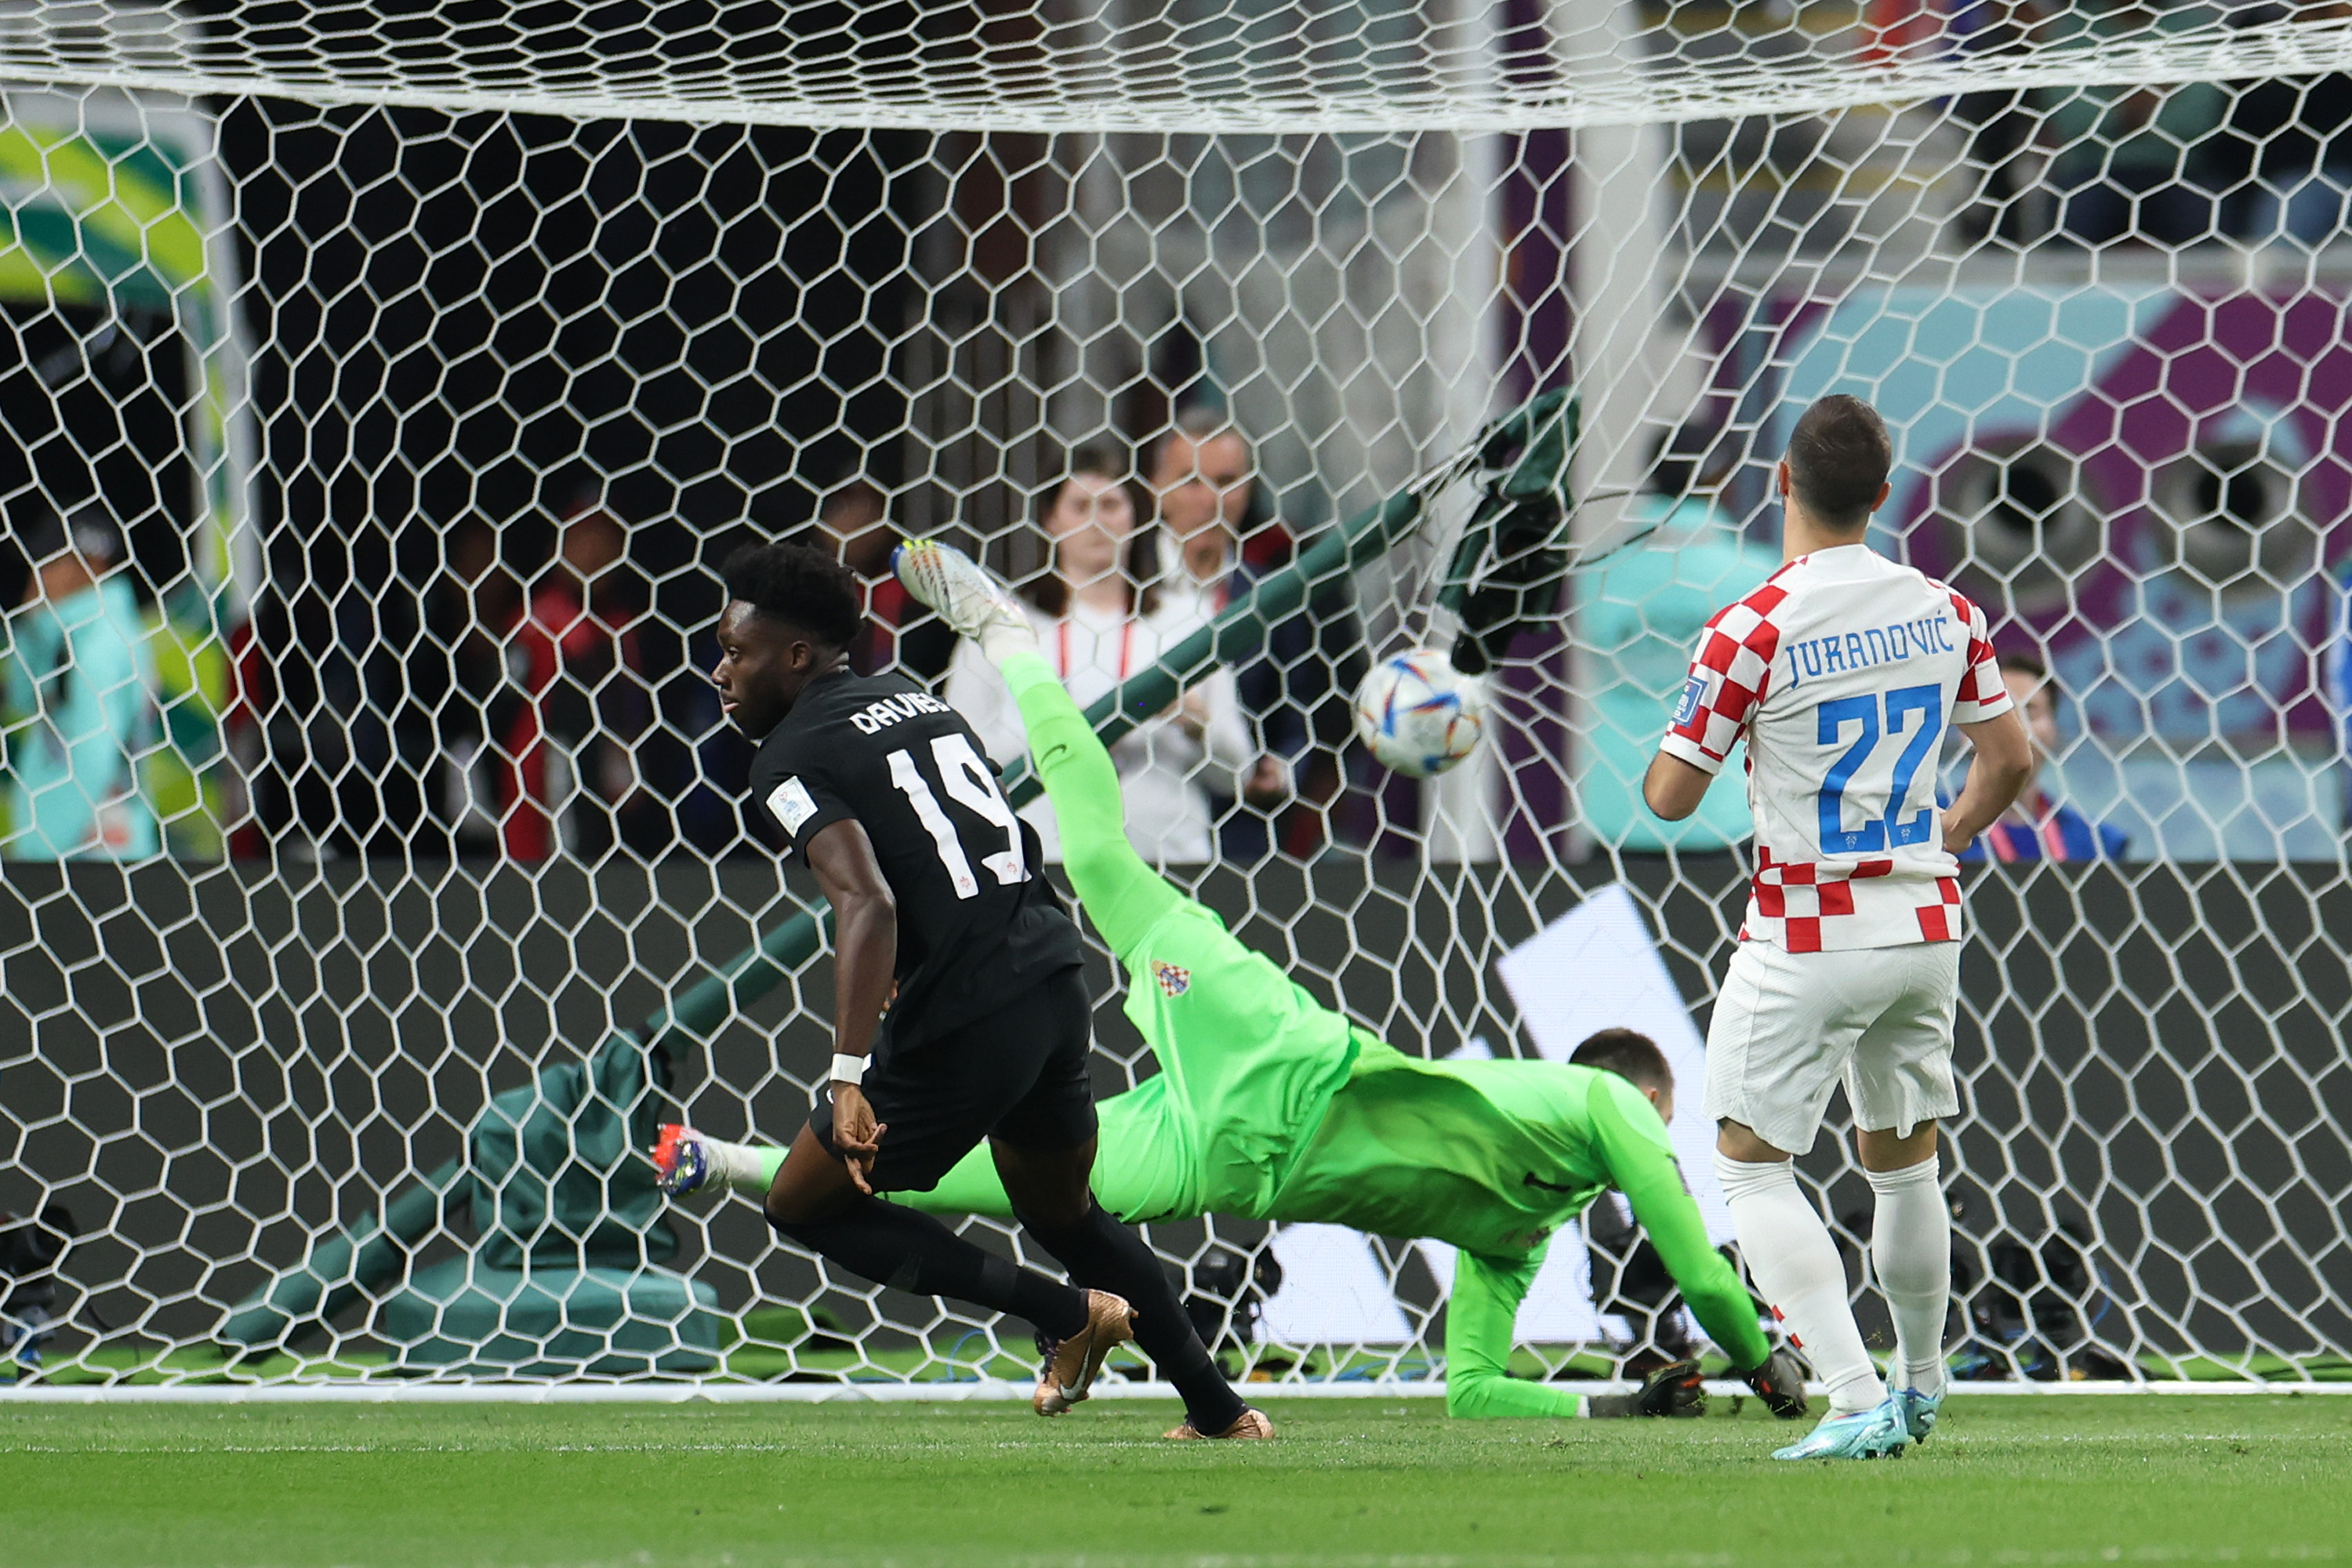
left=1999, top=650, right=2057, bottom=711
left=1163, top=405, right=1247, bottom=457
left=1786, top=394, right=1893, bottom=532
left=1567, top=1028, right=1674, bottom=1094
left=722, top=539, right=863, bottom=647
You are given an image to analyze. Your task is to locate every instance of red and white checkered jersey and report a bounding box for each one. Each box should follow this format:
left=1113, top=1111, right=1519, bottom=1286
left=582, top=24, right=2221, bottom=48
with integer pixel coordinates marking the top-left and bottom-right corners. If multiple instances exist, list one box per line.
left=1659, top=544, right=2013, bottom=953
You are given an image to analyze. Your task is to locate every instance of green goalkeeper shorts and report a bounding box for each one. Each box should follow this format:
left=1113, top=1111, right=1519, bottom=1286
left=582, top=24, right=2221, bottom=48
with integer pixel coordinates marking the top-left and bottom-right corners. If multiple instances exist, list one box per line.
left=900, top=898, right=1363, bottom=1226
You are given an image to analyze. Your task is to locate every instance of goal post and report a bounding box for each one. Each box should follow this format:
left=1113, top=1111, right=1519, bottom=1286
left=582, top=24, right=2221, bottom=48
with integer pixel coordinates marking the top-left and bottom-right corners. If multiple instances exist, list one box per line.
left=4, top=2, right=2352, bottom=1392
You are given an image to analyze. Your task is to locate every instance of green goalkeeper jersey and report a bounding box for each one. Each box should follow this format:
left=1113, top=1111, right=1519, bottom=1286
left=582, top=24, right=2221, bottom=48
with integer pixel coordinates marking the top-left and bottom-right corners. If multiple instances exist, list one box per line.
left=1270, top=1044, right=1769, bottom=1417
left=903, top=646, right=1770, bottom=1416
left=910, top=1031, right=1770, bottom=1417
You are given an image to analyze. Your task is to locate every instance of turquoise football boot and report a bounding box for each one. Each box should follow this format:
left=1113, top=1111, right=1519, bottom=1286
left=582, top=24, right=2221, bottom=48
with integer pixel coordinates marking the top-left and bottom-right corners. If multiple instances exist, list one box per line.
left=1893, top=1387, right=1944, bottom=1446
left=1771, top=1396, right=1911, bottom=1461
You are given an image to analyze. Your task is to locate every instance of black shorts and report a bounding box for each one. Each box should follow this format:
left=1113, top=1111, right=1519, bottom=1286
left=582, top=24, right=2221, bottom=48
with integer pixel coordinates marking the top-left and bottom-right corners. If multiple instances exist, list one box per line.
left=809, top=964, right=1096, bottom=1193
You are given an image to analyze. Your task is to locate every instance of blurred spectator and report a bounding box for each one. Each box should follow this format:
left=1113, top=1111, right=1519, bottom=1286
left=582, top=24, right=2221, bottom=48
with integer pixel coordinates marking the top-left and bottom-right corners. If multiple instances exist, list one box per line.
left=1150, top=413, right=1290, bottom=831
left=1947, top=0, right=2055, bottom=246
left=1149, top=408, right=1365, bottom=858
left=2046, top=3, right=2230, bottom=248
left=3, top=506, right=158, bottom=859
left=492, top=493, right=652, bottom=860
left=2051, top=79, right=2229, bottom=245
left=1574, top=433, right=1777, bottom=855
left=945, top=443, right=1251, bottom=865
left=803, top=478, right=955, bottom=683
left=2221, top=6, right=2352, bottom=247
left=423, top=516, right=519, bottom=854
left=1960, top=653, right=2127, bottom=862
left=2327, top=551, right=2352, bottom=779
left=241, top=526, right=436, bottom=859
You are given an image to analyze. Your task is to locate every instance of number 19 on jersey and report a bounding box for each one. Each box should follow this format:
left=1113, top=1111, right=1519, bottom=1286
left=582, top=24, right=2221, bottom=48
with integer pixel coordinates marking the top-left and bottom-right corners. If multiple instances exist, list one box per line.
left=886, top=733, right=1029, bottom=899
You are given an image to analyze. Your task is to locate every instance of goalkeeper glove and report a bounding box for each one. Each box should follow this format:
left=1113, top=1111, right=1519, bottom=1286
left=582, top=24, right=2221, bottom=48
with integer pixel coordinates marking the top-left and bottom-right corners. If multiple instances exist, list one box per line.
left=1586, top=1357, right=1705, bottom=1419
left=1739, top=1345, right=1811, bottom=1420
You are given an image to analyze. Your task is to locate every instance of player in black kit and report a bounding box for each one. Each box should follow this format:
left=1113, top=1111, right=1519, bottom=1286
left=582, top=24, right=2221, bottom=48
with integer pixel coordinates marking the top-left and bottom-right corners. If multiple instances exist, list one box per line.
left=708, top=540, right=1266, bottom=1440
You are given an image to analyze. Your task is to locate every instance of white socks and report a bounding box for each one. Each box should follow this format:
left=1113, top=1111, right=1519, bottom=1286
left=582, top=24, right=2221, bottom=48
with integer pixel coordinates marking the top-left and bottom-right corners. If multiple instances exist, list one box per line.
left=695, top=1134, right=777, bottom=1192
left=1715, top=1152, right=1885, bottom=1415
left=1866, top=1155, right=1951, bottom=1399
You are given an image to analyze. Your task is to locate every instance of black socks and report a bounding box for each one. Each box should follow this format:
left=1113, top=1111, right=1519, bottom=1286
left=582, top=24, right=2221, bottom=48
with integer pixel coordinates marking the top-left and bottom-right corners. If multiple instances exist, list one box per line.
left=1017, top=1200, right=1249, bottom=1436
left=768, top=1191, right=1247, bottom=1433
left=769, top=1195, right=1088, bottom=1340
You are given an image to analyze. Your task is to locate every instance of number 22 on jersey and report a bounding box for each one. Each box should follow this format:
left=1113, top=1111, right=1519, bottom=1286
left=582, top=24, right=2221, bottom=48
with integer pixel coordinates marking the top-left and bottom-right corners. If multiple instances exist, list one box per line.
left=887, top=733, right=1028, bottom=898
left=1814, top=682, right=1943, bottom=855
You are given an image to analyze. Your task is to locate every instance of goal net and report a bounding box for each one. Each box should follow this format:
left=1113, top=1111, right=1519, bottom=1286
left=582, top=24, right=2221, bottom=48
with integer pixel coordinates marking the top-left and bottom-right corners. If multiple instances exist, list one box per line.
left=3, top=0, right=2350, bottom=1392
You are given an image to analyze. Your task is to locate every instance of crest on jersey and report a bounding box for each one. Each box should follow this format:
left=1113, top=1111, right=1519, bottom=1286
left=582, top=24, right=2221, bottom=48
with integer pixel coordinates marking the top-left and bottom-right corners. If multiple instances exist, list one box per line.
left=1152, top=960, right=1190, bottom=998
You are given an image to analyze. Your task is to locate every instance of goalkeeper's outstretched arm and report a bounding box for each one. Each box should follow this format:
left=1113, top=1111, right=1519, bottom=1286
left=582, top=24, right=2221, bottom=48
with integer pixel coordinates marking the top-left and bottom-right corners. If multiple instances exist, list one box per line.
left=1443, top=1084, right=1779, bottom=1421
left=1443, top=1244, right=1589, bottom=1418
left=1442, top=1247, right=1698, bottom=1419
left=1585, top=1077, right=1774, bottom=1371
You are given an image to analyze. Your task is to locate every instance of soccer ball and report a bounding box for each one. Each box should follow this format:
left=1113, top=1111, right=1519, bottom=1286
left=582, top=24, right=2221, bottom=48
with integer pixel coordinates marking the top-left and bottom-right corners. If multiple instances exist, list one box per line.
left=1352, top=648, right=1487, bottom=778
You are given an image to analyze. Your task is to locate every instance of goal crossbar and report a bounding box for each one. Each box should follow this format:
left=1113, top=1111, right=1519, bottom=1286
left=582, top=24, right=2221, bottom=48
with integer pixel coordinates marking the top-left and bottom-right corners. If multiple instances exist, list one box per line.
left=4, top=16, right=2350, bottom=133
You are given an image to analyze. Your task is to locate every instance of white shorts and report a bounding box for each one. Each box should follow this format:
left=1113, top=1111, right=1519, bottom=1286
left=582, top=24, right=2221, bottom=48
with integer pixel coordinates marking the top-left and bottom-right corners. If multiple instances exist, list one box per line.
left=1702, top=939, right=1961, bottom=1156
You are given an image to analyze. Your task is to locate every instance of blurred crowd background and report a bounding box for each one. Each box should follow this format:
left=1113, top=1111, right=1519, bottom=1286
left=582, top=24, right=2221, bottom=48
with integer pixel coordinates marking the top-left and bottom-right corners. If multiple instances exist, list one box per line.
left=2, top=0, right=2349, bottom=868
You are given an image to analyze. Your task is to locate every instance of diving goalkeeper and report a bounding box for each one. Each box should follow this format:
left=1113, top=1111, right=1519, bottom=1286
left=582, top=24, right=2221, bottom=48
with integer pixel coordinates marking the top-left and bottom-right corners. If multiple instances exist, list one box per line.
left=660, top=539, right=1807, bottom=1422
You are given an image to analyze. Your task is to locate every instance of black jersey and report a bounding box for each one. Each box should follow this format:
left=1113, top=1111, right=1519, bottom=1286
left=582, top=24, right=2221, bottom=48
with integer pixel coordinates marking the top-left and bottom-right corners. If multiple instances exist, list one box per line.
left=747, top=668, right=1083, bottom=1051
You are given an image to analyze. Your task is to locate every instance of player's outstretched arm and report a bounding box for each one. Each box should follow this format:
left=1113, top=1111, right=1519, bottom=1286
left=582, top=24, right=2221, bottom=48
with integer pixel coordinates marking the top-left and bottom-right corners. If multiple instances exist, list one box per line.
left=1443, top=1245, right=1589, bottom=1419
left=1442, top=1247, right=1705, bottom=1418
left=1586, top=1077, right=1781, bottom=1384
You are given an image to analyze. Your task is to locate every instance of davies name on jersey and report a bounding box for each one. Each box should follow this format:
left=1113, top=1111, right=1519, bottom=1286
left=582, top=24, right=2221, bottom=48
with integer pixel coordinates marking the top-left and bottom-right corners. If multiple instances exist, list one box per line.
left=844, top=689, right=956, bottom=734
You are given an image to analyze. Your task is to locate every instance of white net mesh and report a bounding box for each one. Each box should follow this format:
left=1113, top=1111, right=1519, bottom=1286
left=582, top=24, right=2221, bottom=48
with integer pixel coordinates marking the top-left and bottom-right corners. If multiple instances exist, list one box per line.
left=5, top=1, right=2352, bottom=131
left=2, top=0, right=2350, bottom=1389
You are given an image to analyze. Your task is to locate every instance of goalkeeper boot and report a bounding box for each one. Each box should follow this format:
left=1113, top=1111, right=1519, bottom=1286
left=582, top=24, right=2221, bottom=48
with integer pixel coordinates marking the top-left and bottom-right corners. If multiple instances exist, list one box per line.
left=1588, top=1358, right=1707, bottom=1418
left=1770, top=1396, right=1911, bottom=1461
left=1893, top=1387, right=1944, bottom=1446
left=894, top=539, right=1037, bottom=663
left=1166, top=1408, right=1276, bottom=1441
left=650, top=1124, right=713, bottom=1197
left=1034, top=1290, right=1136, bottom=1416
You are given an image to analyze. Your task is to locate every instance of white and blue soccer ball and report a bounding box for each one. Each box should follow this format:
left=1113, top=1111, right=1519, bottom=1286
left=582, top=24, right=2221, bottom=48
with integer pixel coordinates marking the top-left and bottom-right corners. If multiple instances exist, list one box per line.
left=1352, top=648, right=1487, bottom=778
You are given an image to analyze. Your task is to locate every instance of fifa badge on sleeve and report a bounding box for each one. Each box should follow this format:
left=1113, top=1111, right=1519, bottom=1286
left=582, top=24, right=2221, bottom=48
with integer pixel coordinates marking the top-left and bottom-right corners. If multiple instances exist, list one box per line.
left=1673, top=675, right=1708, bottom=729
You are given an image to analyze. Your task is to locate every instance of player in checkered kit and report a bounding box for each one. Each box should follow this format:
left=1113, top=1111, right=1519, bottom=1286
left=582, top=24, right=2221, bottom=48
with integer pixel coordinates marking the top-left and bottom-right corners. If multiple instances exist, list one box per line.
left=1645, top=394, right=2034, bottom=1461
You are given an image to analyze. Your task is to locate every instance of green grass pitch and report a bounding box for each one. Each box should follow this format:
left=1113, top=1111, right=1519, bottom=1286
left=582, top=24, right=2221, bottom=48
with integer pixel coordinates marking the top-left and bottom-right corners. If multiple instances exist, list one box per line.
left=6, top=1395, right=2346, bottom=1566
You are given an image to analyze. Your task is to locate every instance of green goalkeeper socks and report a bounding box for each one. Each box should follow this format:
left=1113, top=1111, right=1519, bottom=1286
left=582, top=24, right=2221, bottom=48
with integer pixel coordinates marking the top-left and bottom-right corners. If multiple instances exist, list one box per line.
left=1000, top=648, right=1057, bottom=699
left=1005, top=655, right=1181, bottom=956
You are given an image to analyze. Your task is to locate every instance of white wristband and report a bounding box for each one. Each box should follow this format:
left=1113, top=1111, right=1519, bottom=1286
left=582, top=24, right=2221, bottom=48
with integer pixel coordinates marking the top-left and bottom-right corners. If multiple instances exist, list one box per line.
left=829, top=1053, right=868, bottom=1087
